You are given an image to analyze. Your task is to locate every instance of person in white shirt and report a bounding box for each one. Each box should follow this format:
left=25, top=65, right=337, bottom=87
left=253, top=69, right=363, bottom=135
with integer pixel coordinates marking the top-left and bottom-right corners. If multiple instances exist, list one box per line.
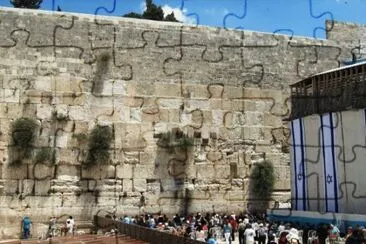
left=66, top=216, right=75, bottom=235
left=244, top=224, right=256, bottom=244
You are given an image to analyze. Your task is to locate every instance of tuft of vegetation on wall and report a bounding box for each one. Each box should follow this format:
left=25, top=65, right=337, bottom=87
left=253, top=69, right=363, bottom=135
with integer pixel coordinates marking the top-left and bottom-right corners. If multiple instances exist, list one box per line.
left=10, top=117, right=38, bottom=163
left=85, top=125, right=113, bottom=168
left=34, top=147, right=52, bottom=164
left=157, top=129, right=193, bottom=153
left=251, top=160, right=275, bottom=199
left=72, top=133, right=88, bottom=144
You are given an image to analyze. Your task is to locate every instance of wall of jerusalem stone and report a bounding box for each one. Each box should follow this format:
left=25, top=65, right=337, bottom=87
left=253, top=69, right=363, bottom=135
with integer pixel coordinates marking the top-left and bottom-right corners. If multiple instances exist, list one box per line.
left=0, top=7, right=362, bottom=238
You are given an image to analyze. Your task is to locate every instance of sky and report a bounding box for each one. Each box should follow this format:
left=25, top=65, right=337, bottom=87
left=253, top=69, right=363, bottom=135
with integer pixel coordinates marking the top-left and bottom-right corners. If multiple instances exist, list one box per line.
left=0, top=0, right=365, bottom=39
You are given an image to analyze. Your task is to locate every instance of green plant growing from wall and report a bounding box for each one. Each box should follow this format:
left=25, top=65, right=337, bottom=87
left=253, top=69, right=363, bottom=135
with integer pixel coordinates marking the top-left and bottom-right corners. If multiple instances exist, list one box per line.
left=10, top=117, right=38, bottom=163
left=157, top=129, right=193, bottom=153
left=85, top=125, right=113, bottom=168
left=72, top=133, right=88, bottom=144
left=250, top=160, right=275, bottom=199
left=34, top=147, right=52, bottom=163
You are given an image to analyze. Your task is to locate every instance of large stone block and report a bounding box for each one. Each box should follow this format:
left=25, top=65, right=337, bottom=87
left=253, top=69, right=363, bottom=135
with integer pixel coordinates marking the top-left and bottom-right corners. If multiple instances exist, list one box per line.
left=133, top=179, right=146, bottom=192
left=123, top=179, right=132, bottom=192
left=116, top=164, right=133, bottom=179
left=33, top=163, right=54, bottom=180
left=36, top=104, right=53, bottom=120
left=133, top=165, right=156, bottom=179
left=56, top=164, right=79, bottom=180
left=195, top=164, right=215, bottom=180
left=3, top=163, right=28, bottom=180
left=34, top=180, right=50, bottom=196
left=4, top=180, right=19, bottom=195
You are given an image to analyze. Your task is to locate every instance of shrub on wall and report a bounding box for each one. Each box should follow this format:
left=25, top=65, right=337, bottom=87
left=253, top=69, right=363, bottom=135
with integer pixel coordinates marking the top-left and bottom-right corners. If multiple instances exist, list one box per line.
left=10, top=117, right=38, bottom=161
left=34, top=147, right=52, bottom=163
left=157, top=130, right=193, bottom=153
left=251, top=160, right=275, bottom=199
left=85, top=125, right=113, bottom=168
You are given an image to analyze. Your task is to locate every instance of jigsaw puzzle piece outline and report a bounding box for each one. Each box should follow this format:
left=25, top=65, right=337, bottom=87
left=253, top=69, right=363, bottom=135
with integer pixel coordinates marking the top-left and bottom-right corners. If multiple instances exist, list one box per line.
left=308, top=0, right=334, bottom=38
left=222, top=0, right=247, bottom=30
left=179, top=0, right=200, bottom=26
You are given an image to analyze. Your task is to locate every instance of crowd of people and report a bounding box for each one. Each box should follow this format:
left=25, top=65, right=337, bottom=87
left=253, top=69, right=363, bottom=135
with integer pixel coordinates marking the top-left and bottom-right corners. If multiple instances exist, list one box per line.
left=115, top=211, right=366, bottom=244
left=21, top=211, right=366, bottom=243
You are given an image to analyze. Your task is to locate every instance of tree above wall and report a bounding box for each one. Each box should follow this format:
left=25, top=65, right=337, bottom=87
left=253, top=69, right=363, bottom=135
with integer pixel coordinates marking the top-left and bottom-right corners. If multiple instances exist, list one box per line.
left=123, top=0, right=179, bottom=22
left=10, top=0, right=42, bottom=9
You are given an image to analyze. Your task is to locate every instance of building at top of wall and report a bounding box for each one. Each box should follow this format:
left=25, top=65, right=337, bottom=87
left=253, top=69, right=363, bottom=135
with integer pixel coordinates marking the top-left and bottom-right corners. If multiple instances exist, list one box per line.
left=269, top=61, right=366, bottom=231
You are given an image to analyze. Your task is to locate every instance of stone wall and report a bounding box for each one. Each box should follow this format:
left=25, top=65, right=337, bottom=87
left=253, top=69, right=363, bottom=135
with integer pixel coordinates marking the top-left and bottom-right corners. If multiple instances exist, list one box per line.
left=0, top=7, right=360, bottom=239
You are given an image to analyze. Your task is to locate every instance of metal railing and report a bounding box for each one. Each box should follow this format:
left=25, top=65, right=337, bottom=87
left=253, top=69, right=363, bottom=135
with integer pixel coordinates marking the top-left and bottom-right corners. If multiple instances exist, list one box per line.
left=290, top=62, right=366, bottom=119
left=94, top=216, right=205, bottom=244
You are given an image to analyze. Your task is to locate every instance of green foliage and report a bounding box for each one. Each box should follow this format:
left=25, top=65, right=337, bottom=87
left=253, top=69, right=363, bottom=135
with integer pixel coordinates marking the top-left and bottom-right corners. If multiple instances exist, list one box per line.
left=251, top=161, right=275, bottom=199
left=9, top=117, right=38, bottom=165
left=142, top=0, right=164, bottom=21
left=164, top=12, right=179, bottom=22
left=157, top=130, right=193, bottom=153
left=11, top=117, right=37, bottom=150
left=123, top=12, right=142, bottom=19
left=72, top=133, right=88, bottom=144
left=123, top=0, right=179, bottom=22
left=34, top=147, right=52, bottom=163
left=85, top=125, right=113, bottom=168
left=10, top=0, right=42, bottom=9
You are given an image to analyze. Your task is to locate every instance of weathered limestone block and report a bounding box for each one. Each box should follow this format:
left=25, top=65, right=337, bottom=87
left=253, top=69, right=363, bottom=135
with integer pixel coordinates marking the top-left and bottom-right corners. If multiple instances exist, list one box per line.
left=231, top=178, right=245, bottom=189
left=88, top=179, right=97, bottom=191
left=207, top=151, right=223, bottom=162
left=81, top=165, right=102, bottom=180
left=122, top=138, right=146, bottom=152
left=4, top=163, right=28, bottom=180
left=56, top=164, right=79, bottom=180
left=34, top=179, right=50, bottom=196
left=129, top=108, right=141, bottom=122
left=116, top=164, right=133, bottom=179
left=160, top=179, right=181, bottom=192
left=123, top=179, right=133, bottom=192
left=133, top=179, right=146, bottom=192
left=147, top=181, right=161, bottom=194
left=33, top=163, right=54, bottom=180
left=123, top=151, right=140, bottom=164
left=79, top=180, right=88, bottom=192
left=134, top=165, right=155, bottom=179
left=126, top=82, right=155, bottom=96
left=155, top=83, right=182, bottom=98
left=196, top=164, right=215, bottom=180
left=68, top=106, right=87, bottom=121
left=139, top=150, right=156, bottom=165
left=36, top=104, right=53, bottom=120
left=214, top=165, right=231, bottom=179
left=4, top=179, right=19, bottom=195
left=96, top=179, right=123, bottom=197
left=6, top=104, right=22, bottom=119
left=158, top=98, right=183, bottom=109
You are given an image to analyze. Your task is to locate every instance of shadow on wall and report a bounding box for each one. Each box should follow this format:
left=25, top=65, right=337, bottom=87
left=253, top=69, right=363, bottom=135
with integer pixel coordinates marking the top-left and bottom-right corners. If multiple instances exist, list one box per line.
left=154, top=128, right=194, bottom=216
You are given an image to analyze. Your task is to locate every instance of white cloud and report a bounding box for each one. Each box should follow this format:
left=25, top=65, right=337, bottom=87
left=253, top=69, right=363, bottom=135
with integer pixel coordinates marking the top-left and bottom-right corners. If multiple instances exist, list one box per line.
left=161, top=5, right=196, bottom=24
left=140, top=1, right=147, bottom=12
